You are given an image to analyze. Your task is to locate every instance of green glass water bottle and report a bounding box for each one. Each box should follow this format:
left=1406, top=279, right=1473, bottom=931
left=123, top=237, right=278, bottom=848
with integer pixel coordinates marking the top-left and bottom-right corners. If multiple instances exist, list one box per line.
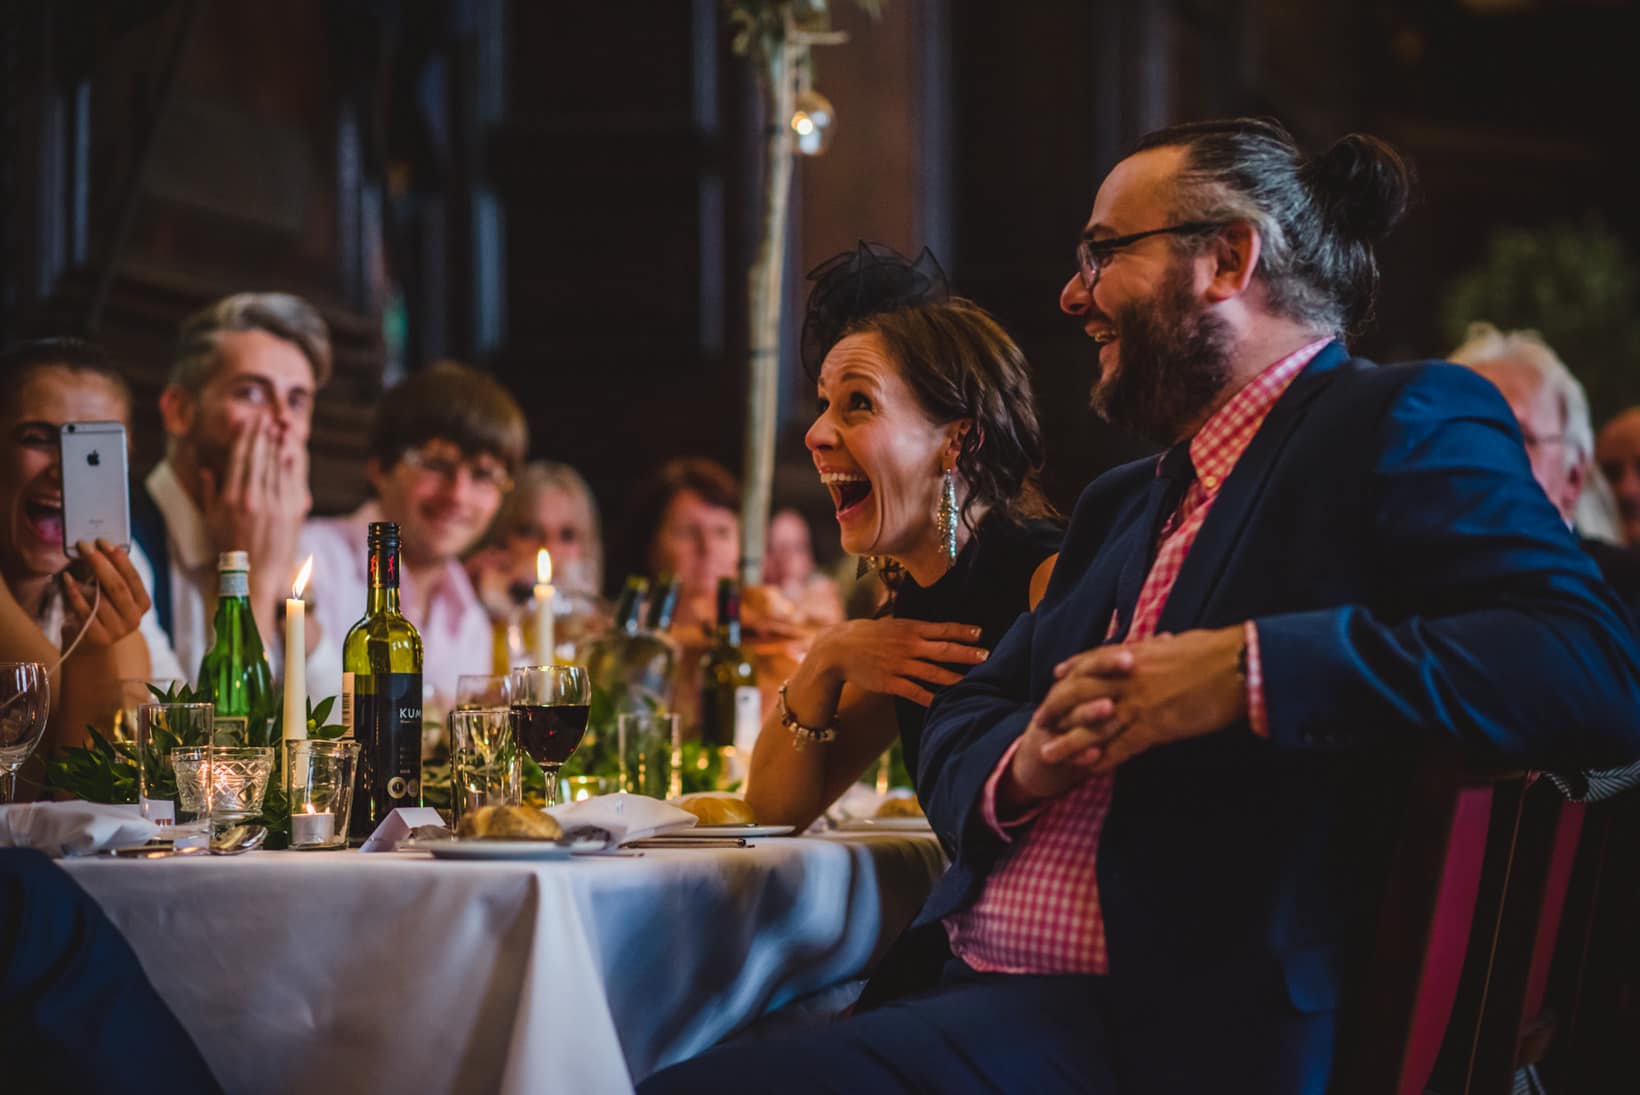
left=196, top=550, right=275, bottom=745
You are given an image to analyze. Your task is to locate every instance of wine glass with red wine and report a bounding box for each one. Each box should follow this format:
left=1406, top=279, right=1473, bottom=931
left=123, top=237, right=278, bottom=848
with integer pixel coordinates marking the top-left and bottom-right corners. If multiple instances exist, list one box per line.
left=508, top=664, right=591, bottom=808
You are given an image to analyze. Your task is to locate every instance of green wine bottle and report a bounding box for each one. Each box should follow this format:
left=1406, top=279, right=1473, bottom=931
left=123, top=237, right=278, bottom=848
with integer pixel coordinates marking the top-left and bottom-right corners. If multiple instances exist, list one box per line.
left=698, top=577, right=759, bottom=789
left=572, top=575, right=649, bottom=781
left=343, top=522, right=425, bottom=838
left=196, top=550, right=275, bottom=745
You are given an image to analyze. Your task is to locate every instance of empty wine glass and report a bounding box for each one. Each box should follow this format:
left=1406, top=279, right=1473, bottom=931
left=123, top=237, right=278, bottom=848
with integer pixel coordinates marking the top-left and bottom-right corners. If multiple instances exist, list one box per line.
left=0, top=662, right=49, bottom=803
left=508, top=664, right=590, bottom=808
left=455, top=674, right=512, bottom=710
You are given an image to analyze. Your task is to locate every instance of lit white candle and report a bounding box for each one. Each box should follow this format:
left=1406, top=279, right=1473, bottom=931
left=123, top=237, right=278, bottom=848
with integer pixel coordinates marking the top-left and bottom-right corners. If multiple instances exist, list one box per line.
left=290, top=803, right=335, bottom=846
left=284, top=556, right=314, bottom=748
left=534, top=548, right=556, bottom=664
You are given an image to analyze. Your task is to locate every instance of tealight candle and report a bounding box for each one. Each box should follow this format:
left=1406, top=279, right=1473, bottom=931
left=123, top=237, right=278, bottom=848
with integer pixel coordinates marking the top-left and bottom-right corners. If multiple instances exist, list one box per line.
left=533, top=548, right=556, bottom=664
left=291, top=804, right=335, bottom=846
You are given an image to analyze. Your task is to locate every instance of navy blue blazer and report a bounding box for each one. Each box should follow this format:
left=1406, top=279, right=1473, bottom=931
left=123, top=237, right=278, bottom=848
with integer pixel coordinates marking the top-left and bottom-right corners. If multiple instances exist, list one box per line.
left=915, top=343, right=1640, bottom=1021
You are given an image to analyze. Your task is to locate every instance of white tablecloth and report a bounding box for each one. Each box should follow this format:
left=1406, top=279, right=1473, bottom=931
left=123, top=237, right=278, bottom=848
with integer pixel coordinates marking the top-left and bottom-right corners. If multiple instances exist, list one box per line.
left=61, top=832, right=945, bottom=1094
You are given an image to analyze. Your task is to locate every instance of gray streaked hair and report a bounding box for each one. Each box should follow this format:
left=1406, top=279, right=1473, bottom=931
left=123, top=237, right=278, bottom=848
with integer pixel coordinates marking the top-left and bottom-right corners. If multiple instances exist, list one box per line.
left=1449, top=321, right=1593, bottom=465
left=171, top=292, right=332, bottom=391
left=1132, top=118, right=1412, bottom=337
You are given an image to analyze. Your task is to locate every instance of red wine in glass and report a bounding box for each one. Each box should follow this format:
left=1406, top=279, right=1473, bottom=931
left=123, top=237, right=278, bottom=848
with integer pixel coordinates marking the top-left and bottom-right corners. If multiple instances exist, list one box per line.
left=510, top=704, right=590, bottom=765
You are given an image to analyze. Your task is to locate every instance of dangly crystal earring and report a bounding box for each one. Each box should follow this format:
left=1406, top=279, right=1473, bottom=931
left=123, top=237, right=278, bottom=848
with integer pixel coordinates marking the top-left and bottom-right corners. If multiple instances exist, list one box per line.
left=935, top=466, right=958, bottom=566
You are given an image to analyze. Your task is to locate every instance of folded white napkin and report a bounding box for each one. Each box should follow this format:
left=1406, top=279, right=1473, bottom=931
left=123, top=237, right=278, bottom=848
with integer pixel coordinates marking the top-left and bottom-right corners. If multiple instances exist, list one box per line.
left=0, top=801, right=160, bottom=857
left=547, top=793, right=697, bottom=845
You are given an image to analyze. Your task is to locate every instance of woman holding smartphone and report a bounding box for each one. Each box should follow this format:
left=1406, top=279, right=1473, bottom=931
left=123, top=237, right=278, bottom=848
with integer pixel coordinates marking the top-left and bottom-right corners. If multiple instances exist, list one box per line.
left=1, top=339, right=171, bottom=782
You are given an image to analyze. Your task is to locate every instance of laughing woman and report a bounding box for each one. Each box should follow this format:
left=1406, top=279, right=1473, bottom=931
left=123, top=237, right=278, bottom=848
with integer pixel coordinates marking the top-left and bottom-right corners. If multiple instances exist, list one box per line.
left=745, top=245, right=1060, bottom=830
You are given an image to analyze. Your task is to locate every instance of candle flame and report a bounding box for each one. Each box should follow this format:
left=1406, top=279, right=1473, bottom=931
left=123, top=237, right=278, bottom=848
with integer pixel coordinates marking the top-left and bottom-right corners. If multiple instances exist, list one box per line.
left=536, top=548, right=553, bottom=585
left=292, top=555, right=314, bottom=598
left=305, top=803, right=316, bottom=815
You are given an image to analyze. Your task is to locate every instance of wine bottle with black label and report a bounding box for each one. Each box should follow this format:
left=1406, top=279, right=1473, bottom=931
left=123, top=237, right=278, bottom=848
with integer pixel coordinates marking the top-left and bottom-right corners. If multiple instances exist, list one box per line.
left=343, top=521, right=424, bottom=838
left=699, top=577, right=759, bottom=788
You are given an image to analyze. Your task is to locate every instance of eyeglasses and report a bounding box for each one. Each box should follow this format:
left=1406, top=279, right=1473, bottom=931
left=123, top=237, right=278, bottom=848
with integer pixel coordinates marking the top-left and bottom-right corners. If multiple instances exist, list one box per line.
left=1075, top=221, right=1225, bottom=288
left=400, top=447, right=513, bottom=494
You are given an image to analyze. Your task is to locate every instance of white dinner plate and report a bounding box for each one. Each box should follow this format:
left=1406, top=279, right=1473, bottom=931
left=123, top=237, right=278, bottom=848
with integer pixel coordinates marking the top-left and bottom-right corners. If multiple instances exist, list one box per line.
left=835, top=817, right=933, bottom=832
left=672, top=825, right=797, bottom=838
left=403, top=838, right=605, bottom=860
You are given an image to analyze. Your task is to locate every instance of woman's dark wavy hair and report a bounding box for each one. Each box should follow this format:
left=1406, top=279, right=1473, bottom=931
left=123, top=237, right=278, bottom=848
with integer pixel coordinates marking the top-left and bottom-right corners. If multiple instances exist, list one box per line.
left=844, top=300, right=1054, bottom=533
left=801, top=244, right=1053, bottom=534
left=1132, top=117, right=1414, bottom=336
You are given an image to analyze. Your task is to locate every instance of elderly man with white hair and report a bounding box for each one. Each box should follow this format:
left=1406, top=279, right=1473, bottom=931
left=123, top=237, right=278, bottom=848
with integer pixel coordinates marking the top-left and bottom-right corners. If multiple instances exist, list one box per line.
left=1450, top=321, right=1640, bottom=615
left=1453, top=323, right=1640, bottom=808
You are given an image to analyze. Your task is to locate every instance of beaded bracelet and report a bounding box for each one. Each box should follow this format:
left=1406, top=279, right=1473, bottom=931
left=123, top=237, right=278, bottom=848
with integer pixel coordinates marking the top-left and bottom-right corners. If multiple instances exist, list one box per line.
left=777, top=681, right=838, bottom=748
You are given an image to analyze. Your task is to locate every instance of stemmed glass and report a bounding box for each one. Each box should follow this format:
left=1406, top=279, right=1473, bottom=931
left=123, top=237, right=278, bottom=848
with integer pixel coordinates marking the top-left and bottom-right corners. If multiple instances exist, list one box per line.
left=0, top=662, right=50, bottom=803
left=455, top=674, right=512, bottom=710
left=508, top=665, right=589, bottom=808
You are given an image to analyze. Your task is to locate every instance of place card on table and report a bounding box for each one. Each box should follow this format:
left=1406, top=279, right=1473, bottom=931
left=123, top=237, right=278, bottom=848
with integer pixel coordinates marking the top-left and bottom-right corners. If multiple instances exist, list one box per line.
left=360, top=807, right=448, bottom=853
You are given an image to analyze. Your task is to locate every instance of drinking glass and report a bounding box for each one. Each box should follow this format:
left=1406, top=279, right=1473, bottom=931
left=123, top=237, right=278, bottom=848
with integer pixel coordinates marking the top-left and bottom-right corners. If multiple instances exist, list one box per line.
left=0, top=662, right=49, bottom=803
left=136, top=702, right=215, bottom=824
left=112, top=677, right=185, bottom=742
left=449, top=707, right=522, bottom=827
left=616, top=711, right=679, bottom=799
left=455, top=674, right=512, bottom=710
left=170, top=746, right=214, bottom=839
left=286, top=739, right=360, bottom=849
left=508, top=664, right=589, bottom=808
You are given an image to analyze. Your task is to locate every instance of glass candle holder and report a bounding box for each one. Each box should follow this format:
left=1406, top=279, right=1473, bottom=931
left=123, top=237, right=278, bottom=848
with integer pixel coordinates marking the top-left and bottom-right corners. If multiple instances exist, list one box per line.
left=207, top=746, right=276, bottom=823
left=285, top=739, right=360, bottom=849
left=561, top=774, right=612, bottom=803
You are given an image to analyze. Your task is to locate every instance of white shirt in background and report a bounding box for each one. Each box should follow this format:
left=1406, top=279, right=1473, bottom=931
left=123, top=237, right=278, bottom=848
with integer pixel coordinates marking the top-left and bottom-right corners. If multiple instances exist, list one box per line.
left=298, top=501, right=495, bottom=717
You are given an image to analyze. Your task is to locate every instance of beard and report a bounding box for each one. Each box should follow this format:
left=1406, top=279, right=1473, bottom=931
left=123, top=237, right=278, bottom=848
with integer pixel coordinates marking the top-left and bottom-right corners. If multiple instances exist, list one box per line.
left=1090, top=259, right=1234, bottom=445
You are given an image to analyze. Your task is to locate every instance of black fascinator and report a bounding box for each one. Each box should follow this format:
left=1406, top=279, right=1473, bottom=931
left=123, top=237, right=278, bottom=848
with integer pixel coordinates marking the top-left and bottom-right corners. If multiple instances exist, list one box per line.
left=799, top=241, right=949, bottom=379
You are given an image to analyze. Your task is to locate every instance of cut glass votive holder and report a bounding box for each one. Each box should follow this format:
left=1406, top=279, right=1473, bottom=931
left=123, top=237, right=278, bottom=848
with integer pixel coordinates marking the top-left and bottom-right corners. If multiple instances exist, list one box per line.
left=206, top=746, right=275, bottom=822
left=284, top=739, right=360, bottom=849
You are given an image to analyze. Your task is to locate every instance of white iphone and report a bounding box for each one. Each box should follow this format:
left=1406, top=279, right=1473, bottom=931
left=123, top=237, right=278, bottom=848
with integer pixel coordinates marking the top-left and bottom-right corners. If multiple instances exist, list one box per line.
left=59, top=421, right=131, bottom=555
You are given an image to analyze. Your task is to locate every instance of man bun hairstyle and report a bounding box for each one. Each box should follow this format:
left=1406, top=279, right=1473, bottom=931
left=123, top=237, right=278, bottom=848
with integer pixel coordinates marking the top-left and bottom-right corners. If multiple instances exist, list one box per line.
left=1133, top=117, right=1414, bottom=336
left=1305, top=132, right=1411, bottom=245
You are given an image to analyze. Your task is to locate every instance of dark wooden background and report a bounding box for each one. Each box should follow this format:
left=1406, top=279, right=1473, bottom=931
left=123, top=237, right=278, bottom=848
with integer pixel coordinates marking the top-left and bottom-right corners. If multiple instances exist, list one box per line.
left=5, top=0, right=1637, bottom=531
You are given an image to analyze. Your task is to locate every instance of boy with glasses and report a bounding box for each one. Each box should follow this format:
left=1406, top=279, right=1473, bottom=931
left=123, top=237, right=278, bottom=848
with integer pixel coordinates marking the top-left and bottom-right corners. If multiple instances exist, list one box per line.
left=299, top=361, right=527, bottom=711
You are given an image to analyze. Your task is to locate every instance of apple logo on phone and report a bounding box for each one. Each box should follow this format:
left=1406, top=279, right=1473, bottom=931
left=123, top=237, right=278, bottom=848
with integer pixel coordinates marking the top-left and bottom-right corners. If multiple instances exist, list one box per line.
left=87, top=450, right=100, bottom=466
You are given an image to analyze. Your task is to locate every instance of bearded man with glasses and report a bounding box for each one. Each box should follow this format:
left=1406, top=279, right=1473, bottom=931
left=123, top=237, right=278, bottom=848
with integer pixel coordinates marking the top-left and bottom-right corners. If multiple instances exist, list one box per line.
left=641, top=118, right=1640, bottom=1095
left=298, top=361, right=526, bottom=712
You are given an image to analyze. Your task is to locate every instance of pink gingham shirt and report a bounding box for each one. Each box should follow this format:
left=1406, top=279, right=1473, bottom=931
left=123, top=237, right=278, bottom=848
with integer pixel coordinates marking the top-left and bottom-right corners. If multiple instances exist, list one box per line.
left=944, top=338, right=1329, bottom=974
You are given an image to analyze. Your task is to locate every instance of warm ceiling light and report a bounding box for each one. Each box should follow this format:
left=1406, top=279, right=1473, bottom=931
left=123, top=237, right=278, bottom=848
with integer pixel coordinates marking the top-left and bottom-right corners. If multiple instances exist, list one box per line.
left=791, top=88, right=835, bottom=156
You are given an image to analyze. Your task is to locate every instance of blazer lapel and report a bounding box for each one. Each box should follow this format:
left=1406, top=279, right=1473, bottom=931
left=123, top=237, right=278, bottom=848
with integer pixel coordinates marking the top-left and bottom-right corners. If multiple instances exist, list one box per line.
left=1031, top=494, right=1149, bottom=694
left=1156, top=343, right=1351, bottom=633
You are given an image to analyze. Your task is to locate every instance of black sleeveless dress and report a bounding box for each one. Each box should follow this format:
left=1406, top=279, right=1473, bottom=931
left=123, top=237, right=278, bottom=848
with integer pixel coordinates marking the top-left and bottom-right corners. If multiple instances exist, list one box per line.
left=887, top=514, right=1063, bottom=786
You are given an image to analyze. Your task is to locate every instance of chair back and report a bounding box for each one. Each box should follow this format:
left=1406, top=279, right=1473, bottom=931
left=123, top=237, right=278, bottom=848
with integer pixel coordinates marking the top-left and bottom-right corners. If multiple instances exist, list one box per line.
left=1335, top=755, right=1525, bottom=1095
left=1433, top=779, right=1587, bottom=1093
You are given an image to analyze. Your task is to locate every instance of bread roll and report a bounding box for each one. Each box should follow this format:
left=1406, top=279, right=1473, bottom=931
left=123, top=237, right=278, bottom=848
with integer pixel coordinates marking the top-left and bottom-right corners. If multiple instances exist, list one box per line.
left=672, top=792, right=757, bottom=826
left=457, top=804, right=563, bottom=840
left=875, top=796, right=925, bottom=819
